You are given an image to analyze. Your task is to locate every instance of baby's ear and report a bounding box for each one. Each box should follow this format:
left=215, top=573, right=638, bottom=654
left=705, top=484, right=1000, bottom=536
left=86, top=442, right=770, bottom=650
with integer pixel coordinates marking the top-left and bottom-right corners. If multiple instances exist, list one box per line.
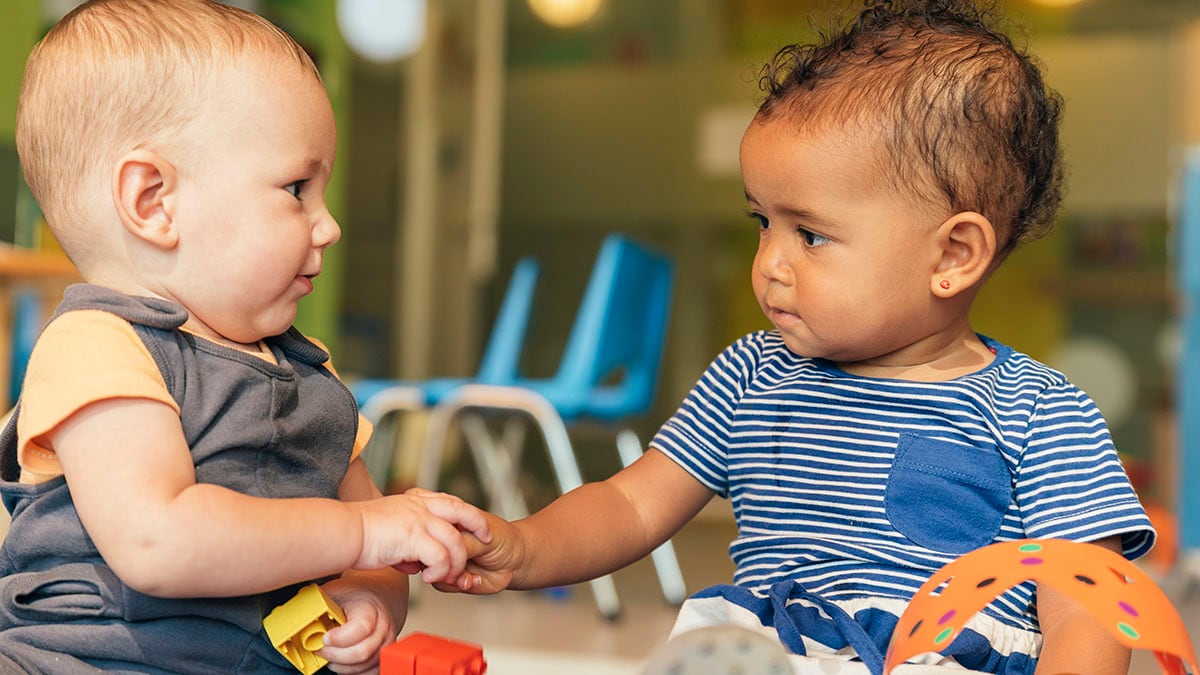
left=931, top=211, right=996, bottom=298
left=112, top=149, right=179, bottom=250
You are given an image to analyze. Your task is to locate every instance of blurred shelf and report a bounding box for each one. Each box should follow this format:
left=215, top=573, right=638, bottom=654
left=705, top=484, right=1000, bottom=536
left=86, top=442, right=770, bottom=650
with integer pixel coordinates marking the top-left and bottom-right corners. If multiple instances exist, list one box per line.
left=0, top=245, right=77, bottom=279
left=1049, top=270, right=1171, bottom=304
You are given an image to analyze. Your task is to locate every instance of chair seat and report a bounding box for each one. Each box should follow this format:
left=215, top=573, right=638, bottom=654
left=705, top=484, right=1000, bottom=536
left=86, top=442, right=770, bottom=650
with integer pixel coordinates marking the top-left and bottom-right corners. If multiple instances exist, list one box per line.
left=356, top=376, right=650, bottom=424
left=351, top=256, right=540, bottom=423
left=483, top=378, right=650, bottom=423
left=352, top=377, right=477, bottom=410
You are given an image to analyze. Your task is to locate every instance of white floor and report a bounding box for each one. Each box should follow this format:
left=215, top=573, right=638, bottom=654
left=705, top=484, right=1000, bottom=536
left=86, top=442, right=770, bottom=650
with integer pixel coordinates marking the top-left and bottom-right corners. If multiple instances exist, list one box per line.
left=483, top=647, right=643, bottom=675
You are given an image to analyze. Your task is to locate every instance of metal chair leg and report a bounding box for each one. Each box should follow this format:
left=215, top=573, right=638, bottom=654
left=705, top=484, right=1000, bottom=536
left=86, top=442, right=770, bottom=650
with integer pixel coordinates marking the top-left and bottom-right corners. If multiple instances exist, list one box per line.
left=523, top=395, right=622, bottom=620
left=358, top=386, right=426, bottom=489
left=422, top=385, right=623, bottom=620
left=459, top=413, right=529, bottom=520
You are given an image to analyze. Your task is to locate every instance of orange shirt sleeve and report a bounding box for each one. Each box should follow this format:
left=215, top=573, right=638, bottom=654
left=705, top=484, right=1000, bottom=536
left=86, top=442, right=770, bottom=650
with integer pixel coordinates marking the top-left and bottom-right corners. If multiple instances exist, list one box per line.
left=16, top=318, right=370, bottom=481
left=17, top=310, right=178, bottom=482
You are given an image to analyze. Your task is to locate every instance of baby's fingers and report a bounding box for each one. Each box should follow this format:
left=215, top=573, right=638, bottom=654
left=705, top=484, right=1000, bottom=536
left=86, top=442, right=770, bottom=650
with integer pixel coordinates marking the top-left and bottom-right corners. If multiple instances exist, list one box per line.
left=430, top=571, right=482, bottom=594
left=316, top=624, right=376, bottom=667
left=321, top=616, right=370, bottom=649
left=463, top=531, right=490, bottom=559
left=317, top=619, right=378, bottom=673
left=412, top=517, right=470, bottom=583
left=408, top=489, right=492, bottom=544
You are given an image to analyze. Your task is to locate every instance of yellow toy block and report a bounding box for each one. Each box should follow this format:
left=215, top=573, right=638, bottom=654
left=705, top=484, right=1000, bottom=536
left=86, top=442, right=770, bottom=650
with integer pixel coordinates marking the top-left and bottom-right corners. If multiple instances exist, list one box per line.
left=263, top=583, right=346, bottom=674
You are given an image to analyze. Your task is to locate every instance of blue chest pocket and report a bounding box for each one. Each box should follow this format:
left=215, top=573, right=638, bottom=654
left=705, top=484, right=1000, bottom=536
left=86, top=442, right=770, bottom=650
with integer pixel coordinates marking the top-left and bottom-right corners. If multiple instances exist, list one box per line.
left=884, top=433, right=1012, bottom=554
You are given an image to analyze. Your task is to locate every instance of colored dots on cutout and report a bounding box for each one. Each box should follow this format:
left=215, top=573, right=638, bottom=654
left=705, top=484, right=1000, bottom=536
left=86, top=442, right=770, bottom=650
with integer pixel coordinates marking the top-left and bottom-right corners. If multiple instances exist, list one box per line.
left=882, top=539, right=1198, bottom=675
left=1118, top=623, right=1141, bottom=640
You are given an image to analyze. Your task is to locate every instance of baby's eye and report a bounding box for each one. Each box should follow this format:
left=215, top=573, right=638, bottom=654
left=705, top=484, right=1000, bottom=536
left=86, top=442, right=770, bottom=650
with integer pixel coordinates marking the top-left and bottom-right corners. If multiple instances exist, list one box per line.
left=799, top=228, right=830, bottom=247
left=285, top=180, right=308, bottom=200
left=745, top=211, right=769, bottom=230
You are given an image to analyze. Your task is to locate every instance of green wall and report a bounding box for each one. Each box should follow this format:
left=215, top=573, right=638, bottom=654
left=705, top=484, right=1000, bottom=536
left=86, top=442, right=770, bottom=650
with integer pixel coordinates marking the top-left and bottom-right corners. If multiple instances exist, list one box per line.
left=264, top=0, right=351, bottom=354
left=1, top=2, right=40, bottom=140
left=0, top=1, right=40, bottom=246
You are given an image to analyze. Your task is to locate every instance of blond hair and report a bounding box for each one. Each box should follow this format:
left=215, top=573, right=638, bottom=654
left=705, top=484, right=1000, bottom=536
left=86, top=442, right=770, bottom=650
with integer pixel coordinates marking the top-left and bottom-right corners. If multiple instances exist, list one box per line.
left=15, top=0, right=320, bottom=258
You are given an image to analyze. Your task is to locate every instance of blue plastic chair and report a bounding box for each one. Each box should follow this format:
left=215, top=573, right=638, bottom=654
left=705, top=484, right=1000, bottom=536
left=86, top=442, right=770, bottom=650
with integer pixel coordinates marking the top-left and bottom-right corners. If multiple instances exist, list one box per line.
left=417, top=233, right=686, bottom=619
left=350, top=257, right=540, bottom=485
left=9, top=288, right=42, bottom=404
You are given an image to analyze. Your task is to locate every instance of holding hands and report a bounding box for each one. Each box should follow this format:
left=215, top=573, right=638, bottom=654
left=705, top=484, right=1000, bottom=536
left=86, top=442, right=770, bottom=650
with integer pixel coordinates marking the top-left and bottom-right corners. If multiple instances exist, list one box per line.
left=355, top=488, right=492, bottom=589
left=301, top=489, right=494, bottom=673
left=433, top=509, right=525, bottom=595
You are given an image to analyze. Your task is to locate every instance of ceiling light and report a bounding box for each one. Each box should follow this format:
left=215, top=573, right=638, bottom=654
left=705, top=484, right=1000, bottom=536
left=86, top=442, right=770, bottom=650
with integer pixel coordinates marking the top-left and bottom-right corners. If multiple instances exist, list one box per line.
left=1027, top=0, right=1086, bottom=8
left=527, top=0, right=603, bottom=29
left=336, top=0, right=426, bottom=62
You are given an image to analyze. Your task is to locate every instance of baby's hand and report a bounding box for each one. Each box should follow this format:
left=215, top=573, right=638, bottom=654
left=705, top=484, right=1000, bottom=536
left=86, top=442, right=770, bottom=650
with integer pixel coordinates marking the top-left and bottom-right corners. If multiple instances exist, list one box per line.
left=434, top=511, right=522, bottom=595
left=355, top=489, right=491, bottom=585
left=316, top=583, right=394, bottom=674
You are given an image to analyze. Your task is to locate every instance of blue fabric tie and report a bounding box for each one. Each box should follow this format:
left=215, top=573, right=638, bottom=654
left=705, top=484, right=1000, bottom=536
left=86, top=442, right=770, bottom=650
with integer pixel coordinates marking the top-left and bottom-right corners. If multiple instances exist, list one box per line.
left=689, top=582, right=1038, bottom=675
left=693, top=581, right=889, bottom=674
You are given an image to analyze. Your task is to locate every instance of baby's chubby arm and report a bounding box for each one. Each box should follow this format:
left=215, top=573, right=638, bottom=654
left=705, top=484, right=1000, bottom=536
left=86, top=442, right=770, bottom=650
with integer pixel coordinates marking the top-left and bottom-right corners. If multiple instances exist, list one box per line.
left=51, top=397, right=490, bottom=598
left=1033, top=535, right=1131, bottom=675
left=443, top=448, right=712, bottom=594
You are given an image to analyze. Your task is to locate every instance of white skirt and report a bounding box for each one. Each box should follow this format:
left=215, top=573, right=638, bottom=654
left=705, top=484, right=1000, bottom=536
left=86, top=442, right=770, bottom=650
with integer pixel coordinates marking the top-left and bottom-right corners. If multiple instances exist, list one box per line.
left=654, top=593, right=1041, bottom=675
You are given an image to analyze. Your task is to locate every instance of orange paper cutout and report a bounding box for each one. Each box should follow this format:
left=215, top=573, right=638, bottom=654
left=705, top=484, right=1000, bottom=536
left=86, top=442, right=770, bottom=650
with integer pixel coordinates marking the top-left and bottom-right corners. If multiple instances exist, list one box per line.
left=884, top=539, right=1197, bottom=675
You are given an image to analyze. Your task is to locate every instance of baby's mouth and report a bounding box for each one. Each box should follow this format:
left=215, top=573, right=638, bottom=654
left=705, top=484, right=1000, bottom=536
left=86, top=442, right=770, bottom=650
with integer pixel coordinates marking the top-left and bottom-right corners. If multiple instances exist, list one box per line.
left=768, top=305, right=798, bottom=320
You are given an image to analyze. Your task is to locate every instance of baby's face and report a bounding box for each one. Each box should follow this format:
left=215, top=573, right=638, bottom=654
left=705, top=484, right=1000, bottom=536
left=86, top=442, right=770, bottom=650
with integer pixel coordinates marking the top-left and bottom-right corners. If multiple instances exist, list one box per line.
left=165, top=56, right=340, bottom=346
left=740, top=116, right=948, bottom=367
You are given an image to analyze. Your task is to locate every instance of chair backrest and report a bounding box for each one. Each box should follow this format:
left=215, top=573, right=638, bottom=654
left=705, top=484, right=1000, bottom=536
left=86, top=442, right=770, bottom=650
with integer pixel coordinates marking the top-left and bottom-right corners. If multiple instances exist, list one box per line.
left=553, top=234, right=674, bottom=420
left=476, top=256, right=540, bottom=383
left=349, top=257, right=538, bottom=408
left=9, top=287, right=42, bottom=405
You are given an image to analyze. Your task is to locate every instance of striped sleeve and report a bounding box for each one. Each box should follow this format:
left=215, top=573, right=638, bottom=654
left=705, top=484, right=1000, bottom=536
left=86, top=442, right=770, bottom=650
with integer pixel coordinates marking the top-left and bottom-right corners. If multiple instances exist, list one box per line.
left=651, top=332, right=765, bottom=497
left=1014, top=383, right=1155, bottom=560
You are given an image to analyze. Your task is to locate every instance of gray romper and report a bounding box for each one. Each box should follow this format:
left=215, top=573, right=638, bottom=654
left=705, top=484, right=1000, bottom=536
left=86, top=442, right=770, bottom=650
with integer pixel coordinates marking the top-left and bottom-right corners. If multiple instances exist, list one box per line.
left=0, top=284, right=358, bottom=673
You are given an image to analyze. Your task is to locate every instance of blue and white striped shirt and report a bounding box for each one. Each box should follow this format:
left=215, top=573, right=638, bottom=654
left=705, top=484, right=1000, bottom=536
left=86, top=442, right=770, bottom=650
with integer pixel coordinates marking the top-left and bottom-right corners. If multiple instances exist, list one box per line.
left=652, top=331, right=1155, bottom=633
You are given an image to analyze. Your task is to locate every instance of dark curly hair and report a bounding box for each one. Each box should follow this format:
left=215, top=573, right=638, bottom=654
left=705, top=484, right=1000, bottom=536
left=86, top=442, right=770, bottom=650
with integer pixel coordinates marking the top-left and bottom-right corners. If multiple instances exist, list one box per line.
left=755, top=0, right=1064, bottom=258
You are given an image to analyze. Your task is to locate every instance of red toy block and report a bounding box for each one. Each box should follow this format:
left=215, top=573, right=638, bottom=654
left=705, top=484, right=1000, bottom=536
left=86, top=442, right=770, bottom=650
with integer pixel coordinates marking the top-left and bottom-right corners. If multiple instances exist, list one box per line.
left=380, top=632, right=486, bottom=675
